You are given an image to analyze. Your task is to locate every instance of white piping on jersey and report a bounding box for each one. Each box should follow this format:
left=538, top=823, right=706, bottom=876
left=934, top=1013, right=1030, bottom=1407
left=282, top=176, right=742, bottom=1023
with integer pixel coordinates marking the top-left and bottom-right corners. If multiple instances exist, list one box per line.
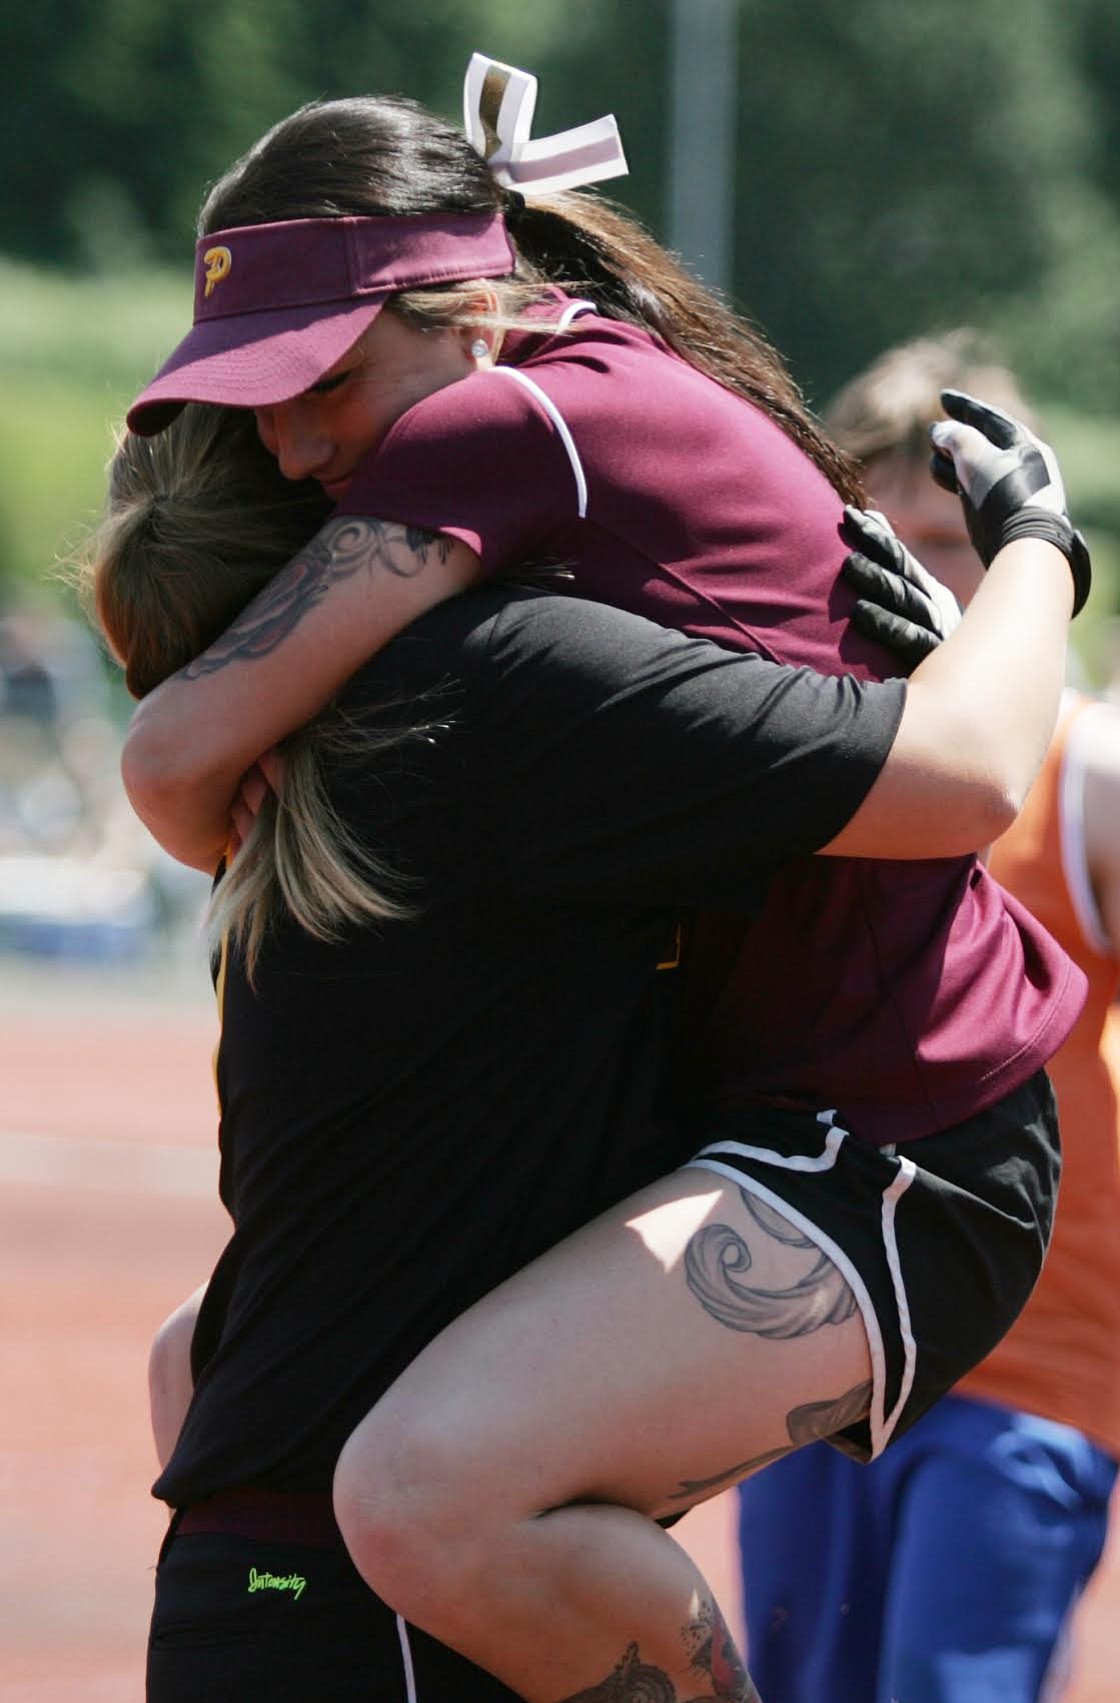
left=685, top=1113, right=917, bottom=1459
left=556, top=296, right=597, bottom=329
left=487, top=366, right=588, bottom=518
left=396, top=1614, right=419, bottom=1703
left=1058, top=694, right=1113, bottom=956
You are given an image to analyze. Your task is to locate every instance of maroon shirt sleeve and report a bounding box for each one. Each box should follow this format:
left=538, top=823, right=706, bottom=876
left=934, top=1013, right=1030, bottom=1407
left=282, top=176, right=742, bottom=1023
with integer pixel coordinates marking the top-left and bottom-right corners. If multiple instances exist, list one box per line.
left=334, top=368, right=581, bottom=571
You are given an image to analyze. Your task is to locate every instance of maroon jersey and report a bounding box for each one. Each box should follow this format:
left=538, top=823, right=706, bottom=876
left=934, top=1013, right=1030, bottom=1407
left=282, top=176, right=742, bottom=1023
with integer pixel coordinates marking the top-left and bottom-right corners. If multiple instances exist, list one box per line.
left=338, top=295, right=1084, bottom=1143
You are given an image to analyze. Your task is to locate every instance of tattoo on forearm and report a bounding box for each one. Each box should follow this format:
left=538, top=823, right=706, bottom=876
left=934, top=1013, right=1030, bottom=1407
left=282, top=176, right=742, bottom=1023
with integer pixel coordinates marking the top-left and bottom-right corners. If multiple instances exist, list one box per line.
left=670, top=1377, right=873, bottom=1501
left=683, top=1186, right=857, bottom=1339
left=182, top=518, right=451, bottom=680
left=560, top=1610, right=759, bottom=1702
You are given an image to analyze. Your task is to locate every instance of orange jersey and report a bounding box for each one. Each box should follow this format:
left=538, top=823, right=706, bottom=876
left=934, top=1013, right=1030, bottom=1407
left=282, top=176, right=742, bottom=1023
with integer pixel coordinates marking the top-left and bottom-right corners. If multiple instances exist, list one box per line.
left=958, top=694, right=1120, bottom=1455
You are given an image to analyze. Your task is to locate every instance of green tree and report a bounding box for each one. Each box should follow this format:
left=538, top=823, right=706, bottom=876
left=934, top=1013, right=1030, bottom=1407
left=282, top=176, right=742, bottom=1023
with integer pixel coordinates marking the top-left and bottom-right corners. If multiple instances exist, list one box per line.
left=6, top=0, right=1120, bottom=417
left=724, top=0, right=1120, bottom=409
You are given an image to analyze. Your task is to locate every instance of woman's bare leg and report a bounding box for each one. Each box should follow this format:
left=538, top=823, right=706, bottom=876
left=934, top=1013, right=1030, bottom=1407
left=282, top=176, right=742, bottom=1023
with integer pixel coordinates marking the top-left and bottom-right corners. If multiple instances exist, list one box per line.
left=334, top=1169, right=872, bottom=1700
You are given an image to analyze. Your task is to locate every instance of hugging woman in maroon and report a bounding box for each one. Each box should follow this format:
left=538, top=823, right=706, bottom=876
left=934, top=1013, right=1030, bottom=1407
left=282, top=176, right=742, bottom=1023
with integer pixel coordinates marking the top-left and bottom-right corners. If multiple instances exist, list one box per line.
left=119, top=56, right=1087, bottom=1702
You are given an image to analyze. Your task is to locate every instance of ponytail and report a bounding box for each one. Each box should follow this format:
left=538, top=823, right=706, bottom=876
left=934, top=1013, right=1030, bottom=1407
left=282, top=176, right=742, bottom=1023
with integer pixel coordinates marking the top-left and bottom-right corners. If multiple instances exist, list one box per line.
left=505, top=191, right=865, bottom=505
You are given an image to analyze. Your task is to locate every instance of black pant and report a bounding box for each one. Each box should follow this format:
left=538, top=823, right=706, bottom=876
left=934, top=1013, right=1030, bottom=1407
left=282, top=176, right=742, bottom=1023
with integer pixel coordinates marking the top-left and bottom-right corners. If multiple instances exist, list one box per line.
left=147, top=1527, right=522, bottom=1702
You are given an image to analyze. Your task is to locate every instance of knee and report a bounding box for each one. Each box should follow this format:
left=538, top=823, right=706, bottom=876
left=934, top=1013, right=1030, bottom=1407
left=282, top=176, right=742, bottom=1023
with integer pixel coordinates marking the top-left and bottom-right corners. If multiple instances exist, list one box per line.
left=333, top=1392, right=490, bottom=1626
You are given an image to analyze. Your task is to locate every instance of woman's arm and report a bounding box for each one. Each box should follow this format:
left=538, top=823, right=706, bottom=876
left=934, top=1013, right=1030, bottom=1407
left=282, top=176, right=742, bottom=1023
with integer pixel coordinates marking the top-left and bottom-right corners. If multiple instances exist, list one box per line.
left=823, top=391, right=1086, bottom=859
left=821, top=533, right=1072, bottom=858
left=149, top=1283, right=207, bottom=1470
left=121, top=515, right=481, bottom=870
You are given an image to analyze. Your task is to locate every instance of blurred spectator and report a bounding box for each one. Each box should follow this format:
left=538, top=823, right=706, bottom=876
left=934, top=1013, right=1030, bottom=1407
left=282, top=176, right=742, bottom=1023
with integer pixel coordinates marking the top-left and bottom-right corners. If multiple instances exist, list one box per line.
left=0, top=602, right=207, bottom=960
left=738, top=330, right=1120, bottom=1703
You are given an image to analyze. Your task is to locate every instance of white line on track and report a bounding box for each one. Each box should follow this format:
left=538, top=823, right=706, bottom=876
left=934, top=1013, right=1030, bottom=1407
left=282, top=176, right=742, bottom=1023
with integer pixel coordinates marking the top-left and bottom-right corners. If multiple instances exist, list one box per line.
left=0, top=1129, right=218, bottom=1198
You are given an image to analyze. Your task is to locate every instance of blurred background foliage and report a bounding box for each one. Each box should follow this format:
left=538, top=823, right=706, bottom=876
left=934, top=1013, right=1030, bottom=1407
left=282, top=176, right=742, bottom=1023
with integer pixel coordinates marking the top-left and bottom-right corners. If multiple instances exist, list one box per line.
left=2, top=0, right=1119, bottom=677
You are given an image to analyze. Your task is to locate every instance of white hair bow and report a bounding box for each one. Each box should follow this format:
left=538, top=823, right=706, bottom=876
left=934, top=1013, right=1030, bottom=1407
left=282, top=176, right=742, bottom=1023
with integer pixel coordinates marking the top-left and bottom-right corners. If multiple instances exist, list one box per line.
left=463, top=52, right=628, bottom=197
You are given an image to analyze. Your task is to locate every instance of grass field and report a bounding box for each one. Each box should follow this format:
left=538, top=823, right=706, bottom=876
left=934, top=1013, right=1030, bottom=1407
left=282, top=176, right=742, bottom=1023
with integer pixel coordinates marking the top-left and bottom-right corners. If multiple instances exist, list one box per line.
left=0, top=259, right=190, bottom=611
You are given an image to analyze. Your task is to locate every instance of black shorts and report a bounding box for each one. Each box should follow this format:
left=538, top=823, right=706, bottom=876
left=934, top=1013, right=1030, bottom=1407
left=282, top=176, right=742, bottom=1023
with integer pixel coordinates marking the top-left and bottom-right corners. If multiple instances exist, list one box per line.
left=147, top=1490, right=520, bottom=1703
left=682, top=1069, right=1060, bottom=1461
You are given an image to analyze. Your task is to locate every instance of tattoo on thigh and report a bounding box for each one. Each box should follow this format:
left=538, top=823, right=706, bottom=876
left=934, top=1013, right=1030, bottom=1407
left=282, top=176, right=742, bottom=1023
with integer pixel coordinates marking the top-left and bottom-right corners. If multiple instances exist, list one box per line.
left=561, top=1643, right=674, bottom=1702
left=669, top=1378, right=872, bottom=1501
left=739, top=1189, right=815, bottom=1247
left=683, top=1601, right=761, bottom=1702
left=559, top=1612, right=759, bottom=1702
left=183, top=517, right=451, bottom=679
left=683, top=1191, right=857, bottom=1340
left=670, top=1443, right=795, bottom=1500
left=788, top=1378, right=873, bottom=1443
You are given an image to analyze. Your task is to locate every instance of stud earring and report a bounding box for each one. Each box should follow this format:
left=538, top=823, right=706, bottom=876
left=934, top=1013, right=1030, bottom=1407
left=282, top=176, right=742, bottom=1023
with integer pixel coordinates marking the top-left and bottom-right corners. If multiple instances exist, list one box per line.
left=470, top=338, right=490, bottom=359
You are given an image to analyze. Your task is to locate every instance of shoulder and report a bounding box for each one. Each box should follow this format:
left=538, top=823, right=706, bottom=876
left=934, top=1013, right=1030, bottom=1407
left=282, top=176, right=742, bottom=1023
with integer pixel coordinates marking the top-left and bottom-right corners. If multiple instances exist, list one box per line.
left=339, top=588, right=739, bottom=712
left=475, top=588, right=733, bottom=682
left=421, top=590, right=904, bottom=765
left=340, top=365, right=582, bottom=517
left=335, top=589, right=624, bottom=695
left=507, top=308, right=684, bottom=405
left=410, top=588, right=697, bottom=684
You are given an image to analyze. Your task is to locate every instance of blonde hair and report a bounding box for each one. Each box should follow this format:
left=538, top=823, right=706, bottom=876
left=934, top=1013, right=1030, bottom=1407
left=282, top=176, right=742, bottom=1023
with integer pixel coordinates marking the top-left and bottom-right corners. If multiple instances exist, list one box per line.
left=80, top=404, right=413, bottom=976
left=825, top=329, right=1037, bottom=470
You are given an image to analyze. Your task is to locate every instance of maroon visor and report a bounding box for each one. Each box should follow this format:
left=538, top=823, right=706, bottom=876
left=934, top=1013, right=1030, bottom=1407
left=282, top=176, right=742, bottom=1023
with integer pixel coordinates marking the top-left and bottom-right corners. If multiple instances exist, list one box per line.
left=127, top=211, right=515, bottom=435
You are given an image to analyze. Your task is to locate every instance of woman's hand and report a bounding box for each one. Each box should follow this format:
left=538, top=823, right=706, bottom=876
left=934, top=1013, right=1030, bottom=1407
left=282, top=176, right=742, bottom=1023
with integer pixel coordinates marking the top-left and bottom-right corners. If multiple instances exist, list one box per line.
left=840, top=508, right=961, bottom=671
left=228, top=750, right=286, bottom=855
left=229, top=761, right=270, bottom=854
left=930, top=390, right=1091, bottom=613
left=822, top=395, right=1081, bottom=860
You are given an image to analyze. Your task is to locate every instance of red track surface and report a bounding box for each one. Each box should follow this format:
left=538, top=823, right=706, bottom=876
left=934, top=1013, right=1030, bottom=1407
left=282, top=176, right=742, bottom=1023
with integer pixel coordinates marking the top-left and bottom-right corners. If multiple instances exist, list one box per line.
left=2, top=958, right=1118, bottom=1700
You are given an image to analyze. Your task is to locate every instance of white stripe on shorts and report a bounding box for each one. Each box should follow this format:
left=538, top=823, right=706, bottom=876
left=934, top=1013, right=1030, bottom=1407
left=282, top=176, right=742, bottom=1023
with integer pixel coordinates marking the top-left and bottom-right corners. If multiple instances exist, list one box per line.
left=878, top=1155, right=918, bottom=1444
left=396, top=1613, right=419, bottom=1702
left=684, top=1116, right=917, bottom=1458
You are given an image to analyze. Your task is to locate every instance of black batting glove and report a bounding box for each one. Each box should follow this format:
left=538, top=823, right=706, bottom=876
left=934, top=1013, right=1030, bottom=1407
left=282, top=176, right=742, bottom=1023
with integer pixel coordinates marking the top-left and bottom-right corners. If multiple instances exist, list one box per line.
left=929, top=389, right=1091, bottom=614
left=840, top=506, right=961, bottom=674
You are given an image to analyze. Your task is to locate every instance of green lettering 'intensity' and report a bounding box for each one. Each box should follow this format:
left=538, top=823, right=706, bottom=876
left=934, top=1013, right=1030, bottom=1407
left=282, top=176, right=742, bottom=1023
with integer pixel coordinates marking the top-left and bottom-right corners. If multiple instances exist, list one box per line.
left=247, top=1565, right=307, bottom=1601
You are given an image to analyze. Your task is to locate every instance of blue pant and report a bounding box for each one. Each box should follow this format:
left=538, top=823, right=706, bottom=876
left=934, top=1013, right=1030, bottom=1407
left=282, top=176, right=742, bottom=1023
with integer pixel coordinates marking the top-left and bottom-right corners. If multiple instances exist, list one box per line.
left=738, top=1394, right=1117, bottom=1703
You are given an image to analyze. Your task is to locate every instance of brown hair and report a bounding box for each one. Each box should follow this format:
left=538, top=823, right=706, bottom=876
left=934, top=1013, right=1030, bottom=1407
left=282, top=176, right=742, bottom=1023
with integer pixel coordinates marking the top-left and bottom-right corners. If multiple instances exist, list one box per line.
left=825, top=329, right=1036, bottom=470
left=201, top=95, right=864, bottom=504
left=80, top=405, right=412, bottom=976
